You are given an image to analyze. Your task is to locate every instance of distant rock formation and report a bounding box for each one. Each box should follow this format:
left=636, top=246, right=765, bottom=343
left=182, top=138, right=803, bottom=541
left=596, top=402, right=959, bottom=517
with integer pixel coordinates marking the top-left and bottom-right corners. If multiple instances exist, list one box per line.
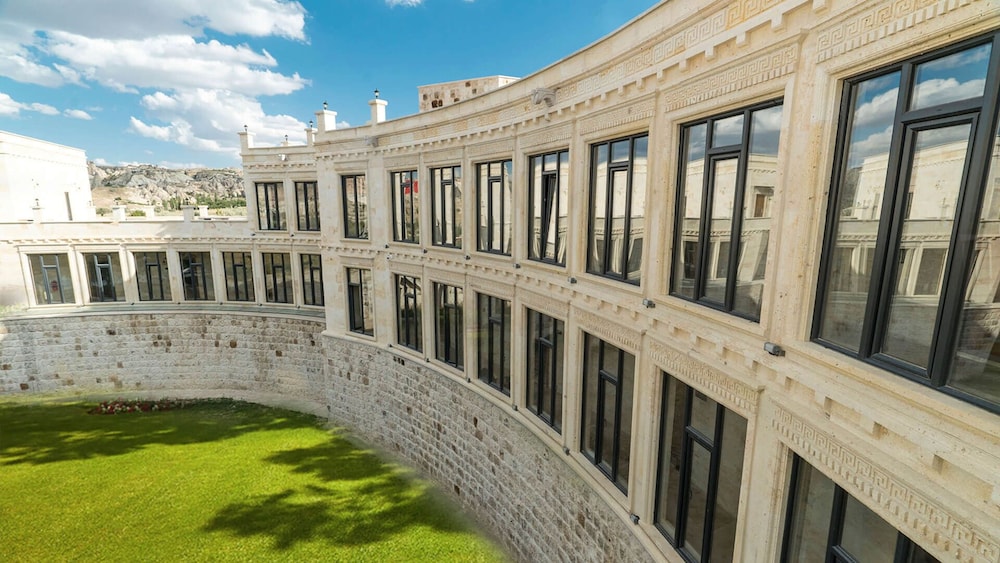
left=88, top=162, right=244, bottom=210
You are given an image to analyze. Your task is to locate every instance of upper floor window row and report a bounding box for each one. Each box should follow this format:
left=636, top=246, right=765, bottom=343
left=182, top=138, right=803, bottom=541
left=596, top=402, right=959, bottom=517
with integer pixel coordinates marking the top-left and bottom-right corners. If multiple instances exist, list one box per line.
left=257, top=181, right=321, bottom=233
left=671, top=101, right=784, bottom=321
left=392, top=170, right=420, bottom=244
left=431, top=165, right=463, bottom=248
left=814, top=31, right=1000, bottom=412
left=588, top=134, right=648, bottom=285
left=477, top=160, right=513, bottom=255
left=529, top=150, right=569, bottom=266
left=342, top=174, right=368, bottom=239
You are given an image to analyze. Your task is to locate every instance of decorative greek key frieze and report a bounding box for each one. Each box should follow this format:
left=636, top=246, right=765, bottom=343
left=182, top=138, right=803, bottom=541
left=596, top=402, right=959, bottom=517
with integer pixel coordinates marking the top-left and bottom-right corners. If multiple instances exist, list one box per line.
left=519, top=288, right=569, bottom=320
left=663, top=43, right=798, bottom=112
left=815, top=0, right=980, bottom=63
left=519, top=124, right=573, bottom=152
left=580, top=98, right=656, bottom=136
left=574, top=309, right=640, bottom=352
left=648, top=338, right=759, bottom=416
left=383, top=155, right=419, bottom=170
left=469, top=277, right=515, bottom=300
left=773, top=406, right=1000, bottom=563
left=423, top=148, right=464, bottom=165
left=726, top=0, right=784, bottom=26
left=467, top=139, right=515, bottom=159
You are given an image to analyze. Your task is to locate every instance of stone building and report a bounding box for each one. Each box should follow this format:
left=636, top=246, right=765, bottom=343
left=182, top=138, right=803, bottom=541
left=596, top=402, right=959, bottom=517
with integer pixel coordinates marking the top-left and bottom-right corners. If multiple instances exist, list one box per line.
left=2, top=1, right=1000, bottom=562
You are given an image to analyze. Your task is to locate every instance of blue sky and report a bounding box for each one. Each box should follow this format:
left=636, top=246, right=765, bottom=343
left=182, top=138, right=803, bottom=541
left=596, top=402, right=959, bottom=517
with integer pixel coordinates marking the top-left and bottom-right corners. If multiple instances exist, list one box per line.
left=0, top=0, right=658, bottom=169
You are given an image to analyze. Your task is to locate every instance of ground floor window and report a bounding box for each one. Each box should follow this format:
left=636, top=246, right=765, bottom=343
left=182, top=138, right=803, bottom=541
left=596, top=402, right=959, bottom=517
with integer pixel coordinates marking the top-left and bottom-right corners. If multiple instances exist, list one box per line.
left=655, top=374, right=747, bottom=562
left=395, top=274, right=422, bottom=351
left=347, top=267, right=374, bottom=336
left=526, top=309, right=563, bottom=431
left=28, top=254, right=74, bottom=305
left=222, top=251, right=254, bottom=302
left=84, top=252, right=124, bottom=302
left=179, top=251, right=214, bottom=301
left=134, top=252, right=171, bottom=301
left=782, top=456, right=939, bottom=562
left=434, top=283, right=464, bottom=368
left=301, top=254, right=323, bottom=306
left=581, top=334, right=634, bottom=492
left=261, top=252, right=291, bottom=304
left=477, top=293, right=510, bottom=394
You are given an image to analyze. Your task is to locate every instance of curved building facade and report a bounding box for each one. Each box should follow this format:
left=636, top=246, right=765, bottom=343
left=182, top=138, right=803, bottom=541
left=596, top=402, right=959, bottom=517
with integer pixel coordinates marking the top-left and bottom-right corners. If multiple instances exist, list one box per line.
left=2, top=1, right=1000, bottom=561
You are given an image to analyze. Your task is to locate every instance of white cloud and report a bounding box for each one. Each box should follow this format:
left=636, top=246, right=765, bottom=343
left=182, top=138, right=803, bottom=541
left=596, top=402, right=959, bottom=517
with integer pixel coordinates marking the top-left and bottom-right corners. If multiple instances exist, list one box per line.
left=386, top=0, right=423, bottom=6
left=64, top=109, right=92, bottom=120
left=131, top=88, right=307, bottom=159
left=45, top=32, right=308, bottom=96
left=336, top=120, right=352, bottom=129
left=0, top=92, right=60, bottom=116
left=91, top=157, right=109, bottom=166
left=158, top=161, right=208, bottom=169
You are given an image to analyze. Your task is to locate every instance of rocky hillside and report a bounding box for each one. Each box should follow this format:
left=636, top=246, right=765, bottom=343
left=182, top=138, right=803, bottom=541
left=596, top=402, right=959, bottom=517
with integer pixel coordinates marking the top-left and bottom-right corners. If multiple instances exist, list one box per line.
left=88, top=162, right=245, bottom=211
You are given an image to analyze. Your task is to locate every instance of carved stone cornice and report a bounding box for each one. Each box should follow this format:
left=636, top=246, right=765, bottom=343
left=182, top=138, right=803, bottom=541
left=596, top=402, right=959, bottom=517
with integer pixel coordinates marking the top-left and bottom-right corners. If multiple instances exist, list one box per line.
left=574, top=309, right=641, bottom=352
left=772, top=405, right=1000, bottom=563
left=648, top=338, right=760, bottom=416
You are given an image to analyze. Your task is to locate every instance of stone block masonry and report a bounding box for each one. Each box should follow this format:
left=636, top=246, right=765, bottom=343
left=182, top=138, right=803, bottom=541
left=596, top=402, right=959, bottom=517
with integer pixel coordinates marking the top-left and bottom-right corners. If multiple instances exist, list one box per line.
left=0, top=312, right=327, bottom=414
left=0, top=312, right=653, bottom=562
left=323, top=336, right=653, bottom=563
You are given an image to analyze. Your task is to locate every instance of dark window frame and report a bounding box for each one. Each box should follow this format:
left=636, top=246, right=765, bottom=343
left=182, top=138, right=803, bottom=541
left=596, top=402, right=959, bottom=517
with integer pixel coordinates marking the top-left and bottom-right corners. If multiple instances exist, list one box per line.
left=179, top=251, right=213, bottom=301
left=526, top=308, right=564, bottom=432
left=29, top=253, right=73, bottom=305
left=654, top=375, right=748, bottom=563
left=780, top=456, right=938, bottom=563
left=431, top=165, right=462, bottom=248
left=434, top=282, right=464, bottom=368
left=395, top=274, right=422, bottom=351
left=261, top=252, right=291, bottom=304
left=391, top=170, right=420, bottom=244
left=587, top=133, right=648, bottom=284
left=300, top=253, right=324, bottom=306
left=135, top=251, right=170, bottom=301
left=528, top=149, right=569, bottom=266
left=256, top=181, right=285, bottom=231
left=341, top=174, right=368, bottom=239
left=84, top=252, right=124, bottom=303
left=476, top=159, right=513, bottom=256
left=346, top=267, right=374, bottom=336
left=222, top=251, right=254, bottom=302
left=670, top=99, right=783, bottom=322
left=580, top=334, right=634, bottom=493
left=477, top=293, right=511, bottom=394
left=295, top=180, right=320, bottom=232
left=812, top=32, right=1000, bottom=413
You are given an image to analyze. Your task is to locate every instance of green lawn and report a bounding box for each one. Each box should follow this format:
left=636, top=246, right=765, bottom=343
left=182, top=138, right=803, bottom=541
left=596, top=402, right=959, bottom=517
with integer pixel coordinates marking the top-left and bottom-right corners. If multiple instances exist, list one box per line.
left=0, top=398, right=507, bottom=562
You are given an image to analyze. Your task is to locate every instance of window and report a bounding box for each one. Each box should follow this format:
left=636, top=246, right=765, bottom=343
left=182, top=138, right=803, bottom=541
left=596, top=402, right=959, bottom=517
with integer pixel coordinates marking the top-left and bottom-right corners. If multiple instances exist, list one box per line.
left=431, top=165, right=462, bottom=248
left=476, top=160, right=512, bottom=255
left=28, top=254, right=74, bottom=305
left=477, top=293, right=510, bottom=393
left=588, top=134, right=648, bottom=284
left=222, top=251, right=254, bottom=302
left=434, top=283, right=464, bottom=368
left=395, top=274, right=422, bottom=351
left=301, top=253, right=324, bottom=306
left=528, top=150, right=569, bottom=265
left=814, top=34, right=1000, bottom=410
left=655, top=375, right=747, bottom=562
left=391, top=170, right=419, bottom=243
left=672, top=101, right=783, bottom=320
left=781, top=456, right=939, bottom=563
left=256, top=182, right=285, bottom=231
left=581, top=334, right=634, bottom=492
left=179, top=251, right=214, bottom=301
left=296, top=181, right=320, bottom=231
left=262, top=252, right=292, bottom=304
left=84, top=252, right=124, bottom=302
left=346, top=267, right=374, bottom=336
left=134, top=252, right=171, bottom=301
left=526, top=309, right=564, bottom=432
left=341, top=174, right=368, bottom=239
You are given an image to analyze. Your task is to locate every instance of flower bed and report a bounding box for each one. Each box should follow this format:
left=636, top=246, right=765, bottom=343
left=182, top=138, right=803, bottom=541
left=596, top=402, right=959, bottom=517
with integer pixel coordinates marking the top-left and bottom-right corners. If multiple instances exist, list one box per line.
left=88, top=398, right=184, bottom=415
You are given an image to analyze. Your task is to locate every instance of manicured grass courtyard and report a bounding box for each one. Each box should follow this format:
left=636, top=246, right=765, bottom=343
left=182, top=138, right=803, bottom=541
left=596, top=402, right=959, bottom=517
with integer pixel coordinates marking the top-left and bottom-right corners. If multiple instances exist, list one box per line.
left=0, top=398, right=507, bottom=562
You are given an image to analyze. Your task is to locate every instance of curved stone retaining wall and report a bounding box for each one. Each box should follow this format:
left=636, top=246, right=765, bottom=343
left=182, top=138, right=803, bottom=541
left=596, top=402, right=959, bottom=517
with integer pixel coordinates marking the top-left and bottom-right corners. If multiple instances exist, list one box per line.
left=0, top=312, right=652, bottom=563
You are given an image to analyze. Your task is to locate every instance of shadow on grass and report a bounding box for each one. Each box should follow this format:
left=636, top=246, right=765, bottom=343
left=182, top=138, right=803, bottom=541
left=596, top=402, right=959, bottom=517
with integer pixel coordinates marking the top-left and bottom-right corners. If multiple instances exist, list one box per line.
left=204, top=437, right=470, bottom=550
left=0, top=400, right=312, bottom=466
